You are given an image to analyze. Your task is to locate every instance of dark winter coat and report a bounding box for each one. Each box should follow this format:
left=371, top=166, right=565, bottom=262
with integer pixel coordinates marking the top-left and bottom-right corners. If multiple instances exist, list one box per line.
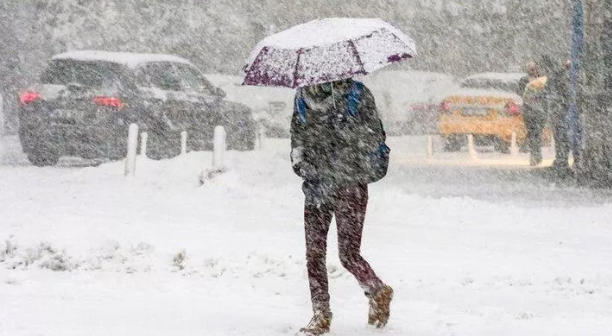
left=522, top=76, right=548, bottom=125
left=290, top=79, right=386, bottom=192
left=544, top=68, right=571, bottom=119
left=539, top=55, right=571, bottom=118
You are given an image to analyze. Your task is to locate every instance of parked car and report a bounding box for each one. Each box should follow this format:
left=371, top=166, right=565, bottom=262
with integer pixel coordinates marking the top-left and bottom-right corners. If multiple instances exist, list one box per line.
left=361, top=70, right=458, bottom=135
left=437, top=72, right=530, bottom=153
left=18, top=50, right=256, bottom=166
left=404, top=101, right=439, bottom=134
left=204, top=74, right=294, bottom=138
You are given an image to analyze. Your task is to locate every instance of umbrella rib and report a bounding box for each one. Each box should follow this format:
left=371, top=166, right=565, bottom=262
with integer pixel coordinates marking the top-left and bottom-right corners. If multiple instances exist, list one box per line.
left=348, top=40, right=366, bottom=75
left=293, top=48, right=303, bottom=88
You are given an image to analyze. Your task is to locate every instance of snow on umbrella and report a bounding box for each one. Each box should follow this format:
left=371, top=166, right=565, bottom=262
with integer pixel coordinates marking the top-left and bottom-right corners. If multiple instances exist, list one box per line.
left=242, top=18, right=417, bottom=88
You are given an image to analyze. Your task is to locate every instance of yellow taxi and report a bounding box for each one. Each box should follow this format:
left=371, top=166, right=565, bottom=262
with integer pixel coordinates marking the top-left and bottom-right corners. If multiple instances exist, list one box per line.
left=437, top=72, right=528, bottom=153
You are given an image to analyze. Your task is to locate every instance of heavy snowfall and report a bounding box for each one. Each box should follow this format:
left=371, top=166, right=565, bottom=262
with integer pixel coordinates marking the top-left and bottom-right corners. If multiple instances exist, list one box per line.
left=2, top=135, right=612, bottom=335
left=1, top=1, right=612, bottom=336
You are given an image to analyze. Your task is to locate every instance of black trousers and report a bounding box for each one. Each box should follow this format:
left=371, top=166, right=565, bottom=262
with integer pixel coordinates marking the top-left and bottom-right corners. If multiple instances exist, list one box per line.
left=304, top=184, right=384, bottom=313
left=524, top=106, right=545, bottom=164
left=550, top=107, right=571, bottom=168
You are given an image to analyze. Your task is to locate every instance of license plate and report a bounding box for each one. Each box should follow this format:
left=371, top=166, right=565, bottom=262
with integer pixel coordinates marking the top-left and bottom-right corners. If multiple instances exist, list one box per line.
left=52, top=109, right=85, bottom=120
left=461, top=108, right=490, bottom=116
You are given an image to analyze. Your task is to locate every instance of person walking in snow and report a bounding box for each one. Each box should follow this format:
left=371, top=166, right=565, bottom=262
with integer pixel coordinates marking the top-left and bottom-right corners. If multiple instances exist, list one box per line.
left=290, top=78, right=393, bottom=336
left=520, top=61, right=547, bottom=166
left=540, top=55, right=572, bottom=173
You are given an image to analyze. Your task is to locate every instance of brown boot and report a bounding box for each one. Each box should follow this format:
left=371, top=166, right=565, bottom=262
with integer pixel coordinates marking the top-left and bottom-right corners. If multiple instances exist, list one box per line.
left=299, top=310, right=332, bottom=336
left=368, top=285, right=393, bottom=328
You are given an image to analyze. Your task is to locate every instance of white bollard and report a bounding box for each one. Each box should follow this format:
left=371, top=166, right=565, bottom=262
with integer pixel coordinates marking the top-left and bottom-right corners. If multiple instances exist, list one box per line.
left=181, top=131, right=188, bottom=155
left=426, top=135, right=434, bottom=159
left=510, top=132, right=520, bottom=156
left=200, top=126, right=227, bottom=185
left=467, top=134, right=478, bottom=160
left=213, top=126, right=227, bottom=170
left=125, top=123, right=139, bottom=177
left=140, top=132, right=148, bottom=157
left=550, top=133, right=556, bottom=152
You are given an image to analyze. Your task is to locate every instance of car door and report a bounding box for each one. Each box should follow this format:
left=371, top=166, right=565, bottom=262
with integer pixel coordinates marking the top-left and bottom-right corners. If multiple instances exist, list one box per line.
left=136, top=62, right=200, bottom=133
left=172, top=63, right=225, bottom=147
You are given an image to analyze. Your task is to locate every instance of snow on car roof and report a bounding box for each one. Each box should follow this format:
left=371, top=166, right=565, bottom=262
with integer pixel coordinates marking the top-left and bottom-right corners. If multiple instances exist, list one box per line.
left=51, top=50, right=193, bottom=68
left=464, top=72, right=526, bottom=83
left=452, top=88, right=523, bottom=102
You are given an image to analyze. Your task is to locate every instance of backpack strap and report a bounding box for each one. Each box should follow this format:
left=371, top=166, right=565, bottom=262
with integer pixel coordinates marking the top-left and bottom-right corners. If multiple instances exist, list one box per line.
left=296, top=91, right=308, bottom=123
left=347, top=81, right=364, bottom=118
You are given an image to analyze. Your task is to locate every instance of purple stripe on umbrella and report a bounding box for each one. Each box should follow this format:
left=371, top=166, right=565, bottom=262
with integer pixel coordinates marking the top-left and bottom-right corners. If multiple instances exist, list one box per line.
left=348, top=40, right=366, bottom=75
left=386, top=31, right=413, bottom=63
left=245, top=46, right=269, bottom=74
left=292, top=48, right=303, bottom=89
left=388, top=53, right=412, bottom=63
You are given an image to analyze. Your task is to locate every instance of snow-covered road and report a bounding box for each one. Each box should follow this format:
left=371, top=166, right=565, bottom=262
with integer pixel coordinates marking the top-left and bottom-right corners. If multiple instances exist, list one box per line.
left=1, top=136, right=611, bottom=336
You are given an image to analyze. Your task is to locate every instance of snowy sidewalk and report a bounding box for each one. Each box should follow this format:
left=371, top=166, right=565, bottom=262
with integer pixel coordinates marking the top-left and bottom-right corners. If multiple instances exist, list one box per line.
left=1, top=138, right=612, bottom=336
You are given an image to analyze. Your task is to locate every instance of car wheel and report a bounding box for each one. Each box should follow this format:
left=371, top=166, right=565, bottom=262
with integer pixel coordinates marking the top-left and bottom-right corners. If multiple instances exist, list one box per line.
left=233, top=127, right=257, bottom=151
left=442, top=135, right=462, bottom=152
left=233, top=132, right=256, bottom=151
left=146, top=131, right=181, bottom=160
left=223, top=121, right=256, bottom=151
left=494, top=138, right=511, bottom=154
left=27, top=150, right=60, bottom=167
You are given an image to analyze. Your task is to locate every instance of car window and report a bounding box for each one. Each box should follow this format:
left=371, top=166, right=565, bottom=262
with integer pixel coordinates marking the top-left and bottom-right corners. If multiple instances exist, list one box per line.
left=41, top=60, right=132, bottom=89
left=460, top=78, right=519, bottom=93
left=174, top=64, right=216, bottom=96
left=137, top=62, right=182, bottom=91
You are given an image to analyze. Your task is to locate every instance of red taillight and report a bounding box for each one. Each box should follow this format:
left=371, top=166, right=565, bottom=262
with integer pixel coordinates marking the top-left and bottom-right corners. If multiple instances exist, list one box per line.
left=93, top=96, right=124, bottom=109
left=20, top=91, right=42, bottom=106
left=440, top=101, right=451, bottom=112
left=506, top=101, right=521, bottom=115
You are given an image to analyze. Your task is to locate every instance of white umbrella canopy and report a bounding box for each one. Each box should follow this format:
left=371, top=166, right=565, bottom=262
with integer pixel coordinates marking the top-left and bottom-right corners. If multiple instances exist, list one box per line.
left=243, top=18, right=417, bottom=88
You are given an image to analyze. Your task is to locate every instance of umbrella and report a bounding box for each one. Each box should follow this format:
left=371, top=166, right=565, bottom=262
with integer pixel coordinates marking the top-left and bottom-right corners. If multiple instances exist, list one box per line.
left=242, top=18, right=417, bottom=88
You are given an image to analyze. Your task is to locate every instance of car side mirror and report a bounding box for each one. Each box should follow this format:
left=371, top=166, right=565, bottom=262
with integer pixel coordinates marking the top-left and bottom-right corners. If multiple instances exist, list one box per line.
left=215, top=87, right=226, bottom=99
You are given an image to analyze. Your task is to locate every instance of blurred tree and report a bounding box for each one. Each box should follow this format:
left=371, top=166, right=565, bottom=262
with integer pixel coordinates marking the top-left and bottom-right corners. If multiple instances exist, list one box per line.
left=0, top=0, right=25, bottom=131
left=1, top=0, right=576, bottom=88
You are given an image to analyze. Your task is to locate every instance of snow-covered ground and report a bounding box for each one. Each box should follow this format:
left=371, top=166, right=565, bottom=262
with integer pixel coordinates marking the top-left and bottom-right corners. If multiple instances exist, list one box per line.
left=1, top=135, right=612, bottom=336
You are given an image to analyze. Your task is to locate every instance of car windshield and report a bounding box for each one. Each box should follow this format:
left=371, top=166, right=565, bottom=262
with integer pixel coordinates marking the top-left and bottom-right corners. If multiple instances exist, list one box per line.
left=460, top=77, right=519, bottom=93
left=41, top=59, right=131, bottom=88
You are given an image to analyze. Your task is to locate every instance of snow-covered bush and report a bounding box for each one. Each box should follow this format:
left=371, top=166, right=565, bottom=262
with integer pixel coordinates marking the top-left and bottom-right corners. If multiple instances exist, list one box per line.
left=172, top=250, right=187, bottom=271
left=0, top=240, right=17, bottom=263
left=0, top=242, right=76, bottom=271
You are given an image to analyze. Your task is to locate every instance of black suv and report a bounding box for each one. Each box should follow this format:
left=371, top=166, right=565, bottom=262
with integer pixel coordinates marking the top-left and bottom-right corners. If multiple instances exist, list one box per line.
left=18, top=50, right=256, bottom=166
